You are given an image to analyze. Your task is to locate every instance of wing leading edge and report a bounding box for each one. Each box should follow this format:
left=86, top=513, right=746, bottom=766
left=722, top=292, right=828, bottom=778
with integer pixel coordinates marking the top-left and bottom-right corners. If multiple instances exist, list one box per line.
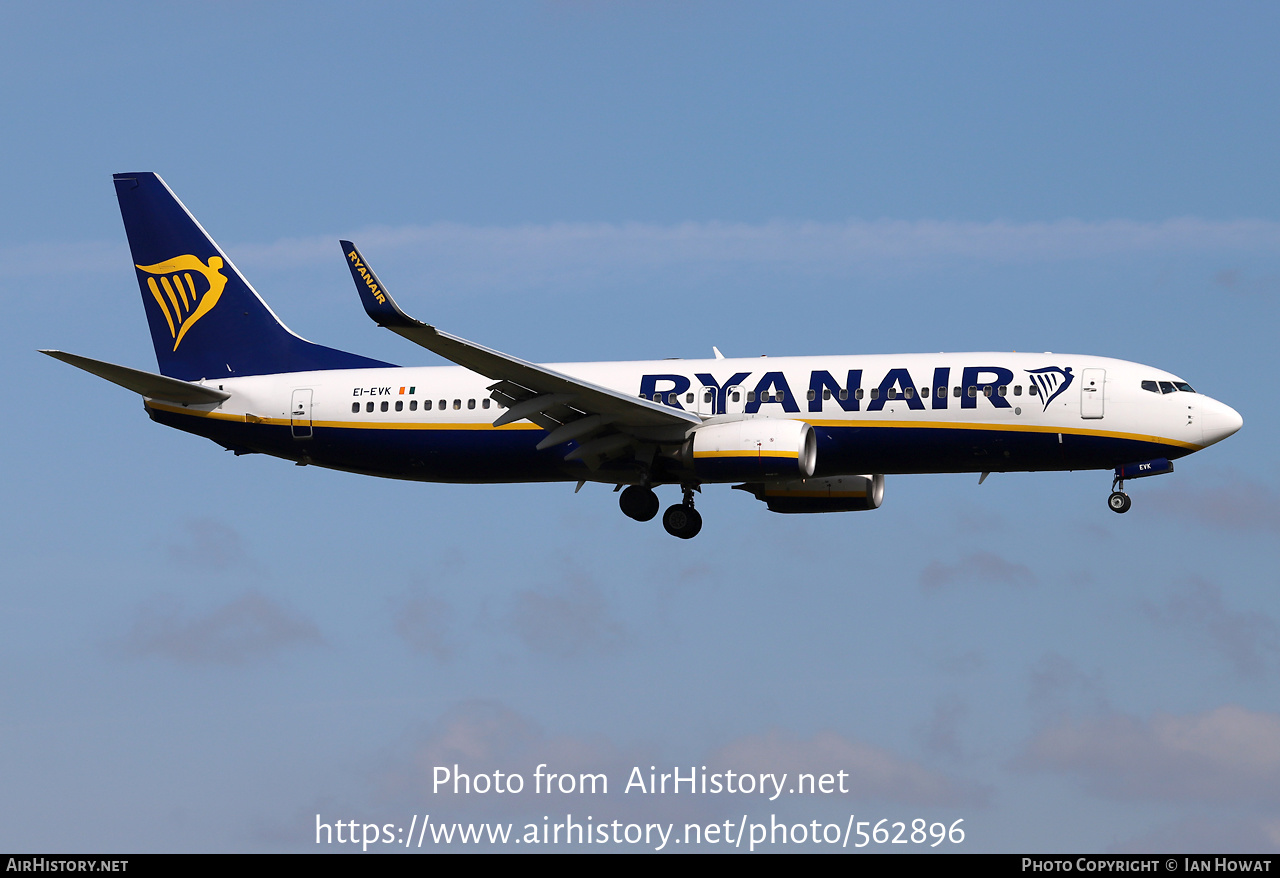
left=339, top=241, right=698, bottom=470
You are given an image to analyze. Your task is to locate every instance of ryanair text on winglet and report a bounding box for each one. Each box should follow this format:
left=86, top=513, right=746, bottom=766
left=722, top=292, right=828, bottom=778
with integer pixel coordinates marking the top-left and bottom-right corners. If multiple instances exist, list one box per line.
left=347, top=250, right=386, bottom=304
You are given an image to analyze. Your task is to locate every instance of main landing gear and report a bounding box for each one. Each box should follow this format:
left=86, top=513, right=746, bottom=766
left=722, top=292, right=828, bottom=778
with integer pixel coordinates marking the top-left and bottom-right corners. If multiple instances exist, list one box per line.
left=618, top=484, right=702, bottom=538
left=663, top=487, right=703, bottom=540
left=619, top=485, right=660, bottom=522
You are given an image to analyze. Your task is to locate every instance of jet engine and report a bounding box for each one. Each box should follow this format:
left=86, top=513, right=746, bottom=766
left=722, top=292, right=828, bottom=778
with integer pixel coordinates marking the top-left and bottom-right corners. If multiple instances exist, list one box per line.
left=683, top=419, right=816, bottom=482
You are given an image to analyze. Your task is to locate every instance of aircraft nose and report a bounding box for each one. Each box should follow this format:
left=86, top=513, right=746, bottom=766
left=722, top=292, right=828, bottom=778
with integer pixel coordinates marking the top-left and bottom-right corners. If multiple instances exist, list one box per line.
left=1201, top=398, right=1243, bottom=446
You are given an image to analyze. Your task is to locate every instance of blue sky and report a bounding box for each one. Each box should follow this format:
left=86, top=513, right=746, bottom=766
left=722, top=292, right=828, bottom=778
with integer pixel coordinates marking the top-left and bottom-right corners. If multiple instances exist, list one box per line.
left=3, top=1, right=1279, bottom=852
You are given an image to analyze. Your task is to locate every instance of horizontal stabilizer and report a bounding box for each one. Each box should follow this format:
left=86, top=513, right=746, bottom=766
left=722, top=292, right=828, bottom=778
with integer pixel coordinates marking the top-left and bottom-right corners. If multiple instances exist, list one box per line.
left=40, top=350, right=231, bottom=404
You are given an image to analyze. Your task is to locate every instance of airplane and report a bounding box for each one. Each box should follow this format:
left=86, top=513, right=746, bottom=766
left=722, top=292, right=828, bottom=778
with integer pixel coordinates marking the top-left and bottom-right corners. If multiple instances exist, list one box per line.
left=42, top=172, right=1243, bottom=539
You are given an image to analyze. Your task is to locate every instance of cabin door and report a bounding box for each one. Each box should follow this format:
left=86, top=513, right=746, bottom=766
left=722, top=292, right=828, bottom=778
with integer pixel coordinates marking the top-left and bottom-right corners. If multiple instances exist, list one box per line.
left=697, top=385, right=717, bottom=417
left=1080, top=369, right=1105, bottom=419
left=291, top=388, right=314, bottom=439
left=723, top=385, right=746, bottom=415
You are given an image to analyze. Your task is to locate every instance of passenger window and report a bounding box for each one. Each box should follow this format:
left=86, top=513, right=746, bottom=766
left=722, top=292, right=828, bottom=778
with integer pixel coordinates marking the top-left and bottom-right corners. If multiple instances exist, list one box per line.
left=395, top=400, right=403, bottom=411
left=366, top=401, right=374, bottom=412
left=997, top=385, right=1007, bottom=397
left=747, top=391, right=756, bottom=403
left=887, top=388, right=897, bottom=400
left=967, top=387, right=976, bottom=398
left=685, top=393, right=694, bottom=404
left=953, top=387, right=962, bottom=397
left=424, top=399, right=433, bottom=411
left=467, top=399, right=476, bottom=410
left=905, top=387, right=915, bottom=399
left=1028, top=385, right=1038, bottom=396
left=854, top=388, right=863, bottom=400
left=777, top=390, right=786, bottom=402
left=351, top=402, right=360, bottom=413
left=668, top=393, right=677, bottom=404
left=483, top=398, right=491, bottom=409
left=439, top=400, right=445, bottom=410
left=704, top=391, right=713, bottom=403
left=731, top=390, right=741, bottom=402
left=823, top=389, right=831, bottom=400
left=453, top=399, right=461, bottom=410
left=1014, top=386, right=1022, bottom=396
left=410, top=400, right=417, bottom=411
left=381, top=401, right=389, bottom=412
left=921, top=387, right=929, bottom=398
left=839, top=388, right=848, bottom=401
left=807, top=389, right=817, bottom=401
left=870, top=388, right=879, bottom=400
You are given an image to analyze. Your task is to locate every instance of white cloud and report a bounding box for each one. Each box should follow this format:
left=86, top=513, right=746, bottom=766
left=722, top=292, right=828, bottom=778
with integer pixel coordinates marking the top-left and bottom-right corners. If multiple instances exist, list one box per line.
left=1020, top=706, right=1280, bottom=805
left=509, top=577, right=627, bottom=659
left=1027, top=652, right=1109, bottom=714
left=377, top=701, right=656, bottom=822
left=919, top=551, right=1035, bottom=590
left=1110, top=814, right=1280, bottom=855
left=162, top=518, right=256, bottom=573
left=117, top=591, right=324, bottom=665
left=392, top=592, right=455, bottom=661
left=1143, top=578, right=1279, bottom=678
left=375, top=703, right=989, bottom=826
left=15, top=217, right=1280, bottom=283
left=1149, top=474, right=1280, bottom=536
left=712, top=730, right=990, bottom=807
left=919, top=698, right=969, bottom=761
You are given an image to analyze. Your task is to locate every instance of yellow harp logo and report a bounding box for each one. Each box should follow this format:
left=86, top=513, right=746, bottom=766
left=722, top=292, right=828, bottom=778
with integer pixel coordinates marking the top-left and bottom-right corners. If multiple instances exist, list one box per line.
left=136, top=255, right=228, bottom=351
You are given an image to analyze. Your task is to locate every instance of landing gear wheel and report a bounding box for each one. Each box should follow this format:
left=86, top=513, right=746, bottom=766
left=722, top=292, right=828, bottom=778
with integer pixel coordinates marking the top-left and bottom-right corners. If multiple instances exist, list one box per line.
left=662, top=504, right=703, bottom=539
left=619, top=485, right=660, bottom=522
left=1108, top=491, right=1131, bottom=514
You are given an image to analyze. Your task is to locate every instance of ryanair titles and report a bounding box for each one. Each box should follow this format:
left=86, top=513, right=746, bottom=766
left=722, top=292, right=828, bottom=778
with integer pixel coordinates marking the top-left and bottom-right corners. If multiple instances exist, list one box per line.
left=639, top=365, right=1074, bottom=416
left=346, top=249, right=386, bottom=304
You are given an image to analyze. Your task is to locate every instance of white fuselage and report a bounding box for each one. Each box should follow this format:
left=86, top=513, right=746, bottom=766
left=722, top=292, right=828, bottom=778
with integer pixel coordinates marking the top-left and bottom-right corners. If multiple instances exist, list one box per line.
left=143, top=351, right=1241, bottom=485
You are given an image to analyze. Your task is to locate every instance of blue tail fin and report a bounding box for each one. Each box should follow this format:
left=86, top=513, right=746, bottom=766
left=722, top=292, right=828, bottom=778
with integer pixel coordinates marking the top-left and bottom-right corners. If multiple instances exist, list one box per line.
left=114, top=172, right=393, bottom=380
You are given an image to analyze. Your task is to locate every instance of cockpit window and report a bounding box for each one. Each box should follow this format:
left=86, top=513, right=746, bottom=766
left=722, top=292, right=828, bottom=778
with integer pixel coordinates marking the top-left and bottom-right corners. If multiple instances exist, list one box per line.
left=1143, top=379, right=1197, bottom=394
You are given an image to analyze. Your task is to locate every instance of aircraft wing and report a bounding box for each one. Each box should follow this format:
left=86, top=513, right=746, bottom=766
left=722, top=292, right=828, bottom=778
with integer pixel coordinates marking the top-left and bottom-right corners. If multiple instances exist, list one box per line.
left=340, top=242, right=700, bottom=445
left=41, top=350, right=231, bottom=404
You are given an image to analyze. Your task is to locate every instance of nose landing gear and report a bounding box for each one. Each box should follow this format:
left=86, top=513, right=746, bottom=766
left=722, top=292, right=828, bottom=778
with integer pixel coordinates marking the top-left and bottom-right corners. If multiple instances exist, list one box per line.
left=1107, top=489, right=1132, bottom=513
left=1108, top=472, right=1132, bottom=513
left=1106, top=458, right=1176, bottom=514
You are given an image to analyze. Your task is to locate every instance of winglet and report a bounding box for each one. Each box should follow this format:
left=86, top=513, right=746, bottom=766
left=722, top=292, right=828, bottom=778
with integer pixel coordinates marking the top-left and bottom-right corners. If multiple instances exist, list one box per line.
left=340, top=240, right=419, bottom=330
left=334, top=241, right=699, bottom=430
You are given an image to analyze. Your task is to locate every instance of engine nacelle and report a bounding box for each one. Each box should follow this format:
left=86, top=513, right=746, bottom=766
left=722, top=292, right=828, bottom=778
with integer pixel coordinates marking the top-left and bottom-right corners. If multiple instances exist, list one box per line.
left=736, top=474, right=885, bottom=514
left=684, top=419, right=816, bottom=482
